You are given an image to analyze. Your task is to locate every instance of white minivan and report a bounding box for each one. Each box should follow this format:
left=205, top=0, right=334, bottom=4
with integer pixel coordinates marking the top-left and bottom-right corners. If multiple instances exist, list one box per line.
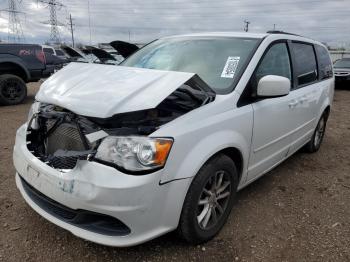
left=13, top=31, right=334, bottom=247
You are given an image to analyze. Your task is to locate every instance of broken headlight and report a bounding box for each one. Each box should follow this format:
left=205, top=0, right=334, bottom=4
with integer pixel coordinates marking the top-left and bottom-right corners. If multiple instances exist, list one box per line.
left=95, top=136, right=173, bottom=172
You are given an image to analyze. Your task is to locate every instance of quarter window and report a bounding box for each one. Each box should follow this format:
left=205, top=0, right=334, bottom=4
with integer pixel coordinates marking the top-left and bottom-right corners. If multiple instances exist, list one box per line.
left=315, top=45, right=333, bottom=79
left=291, top=43, right=318, bottom=86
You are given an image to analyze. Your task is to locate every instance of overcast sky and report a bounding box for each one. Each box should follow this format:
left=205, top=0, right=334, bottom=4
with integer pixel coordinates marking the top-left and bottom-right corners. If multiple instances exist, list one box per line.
left=0, top=0, right=349, bottom=48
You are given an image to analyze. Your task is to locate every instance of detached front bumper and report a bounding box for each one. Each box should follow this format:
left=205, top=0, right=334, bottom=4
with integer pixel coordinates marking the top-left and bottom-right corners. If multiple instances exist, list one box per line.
left=13, top=124, right=191, bottom=246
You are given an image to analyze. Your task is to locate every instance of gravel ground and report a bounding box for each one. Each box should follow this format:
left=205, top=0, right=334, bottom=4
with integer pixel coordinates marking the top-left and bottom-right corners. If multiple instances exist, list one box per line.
left=0, top=83, right=349, bottom=262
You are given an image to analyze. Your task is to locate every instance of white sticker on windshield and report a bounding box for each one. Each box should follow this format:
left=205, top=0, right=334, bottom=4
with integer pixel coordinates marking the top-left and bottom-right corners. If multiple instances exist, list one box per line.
left=221, top=56, right=240, bottom=78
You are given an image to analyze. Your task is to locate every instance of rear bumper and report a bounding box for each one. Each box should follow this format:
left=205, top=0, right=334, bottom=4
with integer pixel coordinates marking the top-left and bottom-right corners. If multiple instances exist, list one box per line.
left=13, top=124, right=191, bottom=246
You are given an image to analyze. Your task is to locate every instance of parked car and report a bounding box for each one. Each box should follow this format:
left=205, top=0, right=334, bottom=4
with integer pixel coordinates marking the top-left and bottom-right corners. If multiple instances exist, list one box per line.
left=53, top=49, right=68, bottom=60
left=41, top=45, right=67, bottom=67
left=60, top=45, right=89, bottom=63
left=41, top=45, right=66, bottom=59
left=334, top=58, right=350, bottom=87
left=109, top=40, right=139, bottom=59
left=80, top=46, right=119, bottom=65
left=0, top=43, right=54, bottom=105
left=13, top=32, right=334, bottom=247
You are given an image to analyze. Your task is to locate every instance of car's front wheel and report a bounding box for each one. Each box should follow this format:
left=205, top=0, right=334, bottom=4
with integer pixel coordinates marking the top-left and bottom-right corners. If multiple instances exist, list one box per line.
left=178, top=154, right=238, bottom=244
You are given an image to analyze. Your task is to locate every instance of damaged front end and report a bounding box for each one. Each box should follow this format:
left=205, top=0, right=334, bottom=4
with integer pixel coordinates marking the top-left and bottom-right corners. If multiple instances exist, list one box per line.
left=27, top=104, right=98, bottom=170
left=27, top=78, right=215, bottom=172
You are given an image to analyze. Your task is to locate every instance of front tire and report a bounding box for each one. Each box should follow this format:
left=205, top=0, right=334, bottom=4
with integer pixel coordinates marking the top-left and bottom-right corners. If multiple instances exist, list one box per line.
left=0, top=74, right=27, bottom=105
left=305, top=111, right=328, bottom=153
left=178, top=154, right=238, bottom=244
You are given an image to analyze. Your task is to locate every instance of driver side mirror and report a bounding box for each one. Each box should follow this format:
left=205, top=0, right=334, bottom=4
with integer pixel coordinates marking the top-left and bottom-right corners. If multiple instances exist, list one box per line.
left=257, top=75, right=291, bottom=97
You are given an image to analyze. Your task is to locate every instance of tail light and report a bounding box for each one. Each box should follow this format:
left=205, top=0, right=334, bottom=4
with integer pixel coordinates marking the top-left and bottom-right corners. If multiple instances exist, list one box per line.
left=36, top=50, right=46, bottom=64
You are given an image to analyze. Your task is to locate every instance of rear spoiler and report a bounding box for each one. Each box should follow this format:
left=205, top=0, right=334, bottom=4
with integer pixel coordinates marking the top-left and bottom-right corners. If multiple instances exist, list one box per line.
left=109, top=41, right=139, bottom=58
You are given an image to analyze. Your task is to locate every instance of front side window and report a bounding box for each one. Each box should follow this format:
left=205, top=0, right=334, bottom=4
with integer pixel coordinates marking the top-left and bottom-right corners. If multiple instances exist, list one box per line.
left=122, top=37, right=260, bottom=94
left=291, top=42, right=318, bottom=86
left=254, top=43, right=292, bottom=85
left=315, top=45, right=333, bottom=79
left=238, top=42, right=291, bottom=106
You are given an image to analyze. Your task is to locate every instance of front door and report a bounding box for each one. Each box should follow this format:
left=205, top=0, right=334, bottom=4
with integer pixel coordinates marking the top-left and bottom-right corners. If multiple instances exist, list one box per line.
left=247, top=42, right=298, bottom=182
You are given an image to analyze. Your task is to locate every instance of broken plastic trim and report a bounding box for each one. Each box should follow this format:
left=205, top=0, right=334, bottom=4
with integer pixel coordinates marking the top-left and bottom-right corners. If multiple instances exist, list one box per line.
left=26, top=104, right=99, bottom=170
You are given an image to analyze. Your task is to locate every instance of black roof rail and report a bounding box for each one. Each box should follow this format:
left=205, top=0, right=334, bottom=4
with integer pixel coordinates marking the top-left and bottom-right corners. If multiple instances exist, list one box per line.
left=266, top=30, right=301, bottom=36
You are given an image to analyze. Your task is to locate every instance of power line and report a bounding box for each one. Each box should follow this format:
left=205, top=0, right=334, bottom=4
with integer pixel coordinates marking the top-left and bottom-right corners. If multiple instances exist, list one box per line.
left=68, top=13, right=74, bottom=47
left=0, top=0, right=25, bottom=43
left=87, top=0, right=92, bottom=45
left=38, top=0, right=65, bottom=44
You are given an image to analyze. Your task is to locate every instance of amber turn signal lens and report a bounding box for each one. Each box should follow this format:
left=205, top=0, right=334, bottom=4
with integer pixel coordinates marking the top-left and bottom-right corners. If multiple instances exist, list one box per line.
left=154, top=139, right=173, bottom=166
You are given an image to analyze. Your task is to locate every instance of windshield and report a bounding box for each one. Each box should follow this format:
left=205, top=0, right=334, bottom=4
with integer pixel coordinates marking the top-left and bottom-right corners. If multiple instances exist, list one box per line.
left=334, top=59, right=350, bottom=68
left=122, top=37, right=260, bottom=93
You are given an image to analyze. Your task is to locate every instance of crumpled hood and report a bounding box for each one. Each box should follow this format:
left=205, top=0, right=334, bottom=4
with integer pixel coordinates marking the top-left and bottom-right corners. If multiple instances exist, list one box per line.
left=36, top=63, right=195, bottom=118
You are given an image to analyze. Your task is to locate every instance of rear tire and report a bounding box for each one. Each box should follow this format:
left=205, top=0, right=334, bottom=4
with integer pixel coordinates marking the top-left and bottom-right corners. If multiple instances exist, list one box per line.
left=0, top=74, right=27, bottom=105
left=304, top=111, right=328, bottom=153
left=178, top=154, right=238, bottom=244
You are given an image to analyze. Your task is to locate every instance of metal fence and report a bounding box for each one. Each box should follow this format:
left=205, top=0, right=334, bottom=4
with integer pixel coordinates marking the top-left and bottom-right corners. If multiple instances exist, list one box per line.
left=329, top=51, right=350, bottom=62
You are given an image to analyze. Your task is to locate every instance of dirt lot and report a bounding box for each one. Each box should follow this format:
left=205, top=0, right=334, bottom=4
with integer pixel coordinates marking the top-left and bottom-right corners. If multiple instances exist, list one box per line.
left=0, top=83, right=349, bottom=262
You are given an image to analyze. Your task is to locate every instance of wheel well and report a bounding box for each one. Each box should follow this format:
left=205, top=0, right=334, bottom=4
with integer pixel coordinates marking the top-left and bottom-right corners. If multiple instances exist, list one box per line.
left=216, top=147, right=243, bottom=183
left=0, top=62, right=28, bottom=82
left=324, top=105, right=331, bottom=120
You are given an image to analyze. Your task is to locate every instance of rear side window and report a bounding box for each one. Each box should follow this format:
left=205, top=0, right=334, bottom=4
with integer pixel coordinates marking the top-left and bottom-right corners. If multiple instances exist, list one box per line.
left=315, top=45, right=333, bottom=79
left=291, top=43, right=318, bottom=86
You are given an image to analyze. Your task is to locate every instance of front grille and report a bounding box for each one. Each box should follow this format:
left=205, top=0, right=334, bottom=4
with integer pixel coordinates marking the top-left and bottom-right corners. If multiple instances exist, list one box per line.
left=20, top=176, right=131, bottom=236
left=46, top=122, right=86, bottom=155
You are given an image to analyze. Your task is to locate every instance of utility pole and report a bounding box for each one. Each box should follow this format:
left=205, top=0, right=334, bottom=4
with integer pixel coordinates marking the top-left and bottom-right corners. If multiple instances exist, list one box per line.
left=273, top=24, right=276, bottom=30
left=244, top=20, right=250, bottom=32
left=0, top=0, right=25, bottom=43
left=68, top=13, right=75, bottom=47
left=87, top=0, right=92, bottom=45
left=38, top=0, right=65, bottom=45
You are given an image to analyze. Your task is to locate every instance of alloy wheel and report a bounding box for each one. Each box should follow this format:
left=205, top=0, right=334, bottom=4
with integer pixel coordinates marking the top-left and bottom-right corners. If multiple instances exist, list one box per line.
left=197, top=170, right=231, bottom=230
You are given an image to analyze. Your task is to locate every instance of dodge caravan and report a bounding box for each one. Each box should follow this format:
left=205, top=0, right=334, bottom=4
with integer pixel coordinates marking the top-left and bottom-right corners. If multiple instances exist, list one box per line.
left=13, top=32, right=334, bottom=246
